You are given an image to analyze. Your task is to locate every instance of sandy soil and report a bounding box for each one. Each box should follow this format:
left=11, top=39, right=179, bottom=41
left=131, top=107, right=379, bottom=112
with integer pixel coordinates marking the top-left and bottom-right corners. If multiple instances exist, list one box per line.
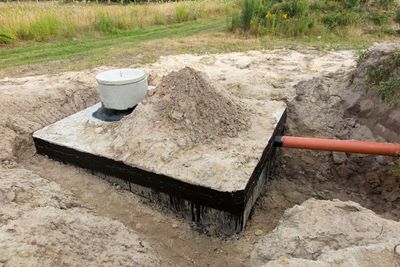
left=250, top=198, right=400, bottom=266
left=0, top=45, right=399, bottom=266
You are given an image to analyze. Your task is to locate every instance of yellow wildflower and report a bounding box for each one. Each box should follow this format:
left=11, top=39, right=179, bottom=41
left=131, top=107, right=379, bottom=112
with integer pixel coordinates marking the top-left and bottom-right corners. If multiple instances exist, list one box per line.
left=282, top=13, right=288, bottom=20
left=265, top=11, right=275, bottom=19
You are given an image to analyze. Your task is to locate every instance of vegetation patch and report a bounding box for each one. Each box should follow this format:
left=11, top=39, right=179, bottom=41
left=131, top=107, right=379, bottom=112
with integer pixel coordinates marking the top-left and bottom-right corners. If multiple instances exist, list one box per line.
left=0, top=1, right=230, bottom=45
left=230, top=0, right=398, bottom=37
left=365, top=50, right=400, bottom=107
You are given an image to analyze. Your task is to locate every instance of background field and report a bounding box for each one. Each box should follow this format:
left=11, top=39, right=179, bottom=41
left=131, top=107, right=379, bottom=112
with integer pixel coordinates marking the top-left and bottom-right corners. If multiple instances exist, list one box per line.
left=0, top=0, right=399, bottom=77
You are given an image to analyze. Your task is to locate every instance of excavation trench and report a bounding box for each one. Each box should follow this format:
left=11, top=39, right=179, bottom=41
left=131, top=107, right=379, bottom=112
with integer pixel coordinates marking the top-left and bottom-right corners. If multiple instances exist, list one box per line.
left=0, top=46, right=399, bottom=266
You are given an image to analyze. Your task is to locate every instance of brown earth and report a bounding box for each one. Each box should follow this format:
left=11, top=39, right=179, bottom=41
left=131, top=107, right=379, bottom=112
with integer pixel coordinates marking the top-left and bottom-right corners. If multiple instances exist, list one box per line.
left=0, top=44, right=399, bottom=266
left=151, top=67, right=250, bottom=142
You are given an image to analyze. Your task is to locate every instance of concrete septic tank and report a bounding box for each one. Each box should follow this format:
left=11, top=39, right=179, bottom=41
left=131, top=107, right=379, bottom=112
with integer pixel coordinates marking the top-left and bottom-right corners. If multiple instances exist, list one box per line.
left=32, top=69, right=287, bottom=235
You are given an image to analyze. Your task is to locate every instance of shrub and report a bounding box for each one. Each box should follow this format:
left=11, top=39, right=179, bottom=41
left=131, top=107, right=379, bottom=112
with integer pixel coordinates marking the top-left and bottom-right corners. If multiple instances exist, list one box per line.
left=176, top=3, right=190, bottom=23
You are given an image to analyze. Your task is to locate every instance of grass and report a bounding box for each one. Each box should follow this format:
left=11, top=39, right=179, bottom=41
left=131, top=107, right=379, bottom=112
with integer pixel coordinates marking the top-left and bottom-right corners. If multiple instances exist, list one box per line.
left=230, top=0, right=399, bottom=38
left=0, top=19, right=226, bottom=69
left=0, top=0, right=399, bottom=77
left=356, top=48, right=370, bottom=65
left=0, top=1, right=230, bottom=44
left=1, top=19, right=394, bottom=78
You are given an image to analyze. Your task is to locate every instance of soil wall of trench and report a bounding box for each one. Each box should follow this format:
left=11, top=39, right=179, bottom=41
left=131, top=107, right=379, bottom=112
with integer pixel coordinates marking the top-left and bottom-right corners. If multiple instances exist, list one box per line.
left=273, top=43, right=400, bottom=222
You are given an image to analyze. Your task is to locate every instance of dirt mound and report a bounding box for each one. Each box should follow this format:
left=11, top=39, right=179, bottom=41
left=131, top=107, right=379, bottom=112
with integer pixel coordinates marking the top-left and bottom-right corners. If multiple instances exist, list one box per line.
left=249, top=198, right=400, bottom=266
left=153, top=67, right=250, bottom=142
left=0, top=167, right=159, bottom=266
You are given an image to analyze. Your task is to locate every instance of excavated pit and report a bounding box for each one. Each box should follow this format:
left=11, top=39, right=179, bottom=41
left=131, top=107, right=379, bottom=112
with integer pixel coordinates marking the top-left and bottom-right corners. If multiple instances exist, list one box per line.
left=0, top=46, right=399, bottom=266
left=32, top=67, right=287, bottom=235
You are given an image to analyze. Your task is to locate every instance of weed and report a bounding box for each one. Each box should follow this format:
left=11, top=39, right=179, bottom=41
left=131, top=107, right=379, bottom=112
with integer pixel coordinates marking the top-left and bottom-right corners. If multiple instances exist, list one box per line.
left=396, top=7, right=400, bottom=23
left=0, top=31, right=15, bottom=45
left=241, top=0, right=259, bottom=31
left=98, top=12, right=114, bottom=33
left=392, top=161, right=400, bottom=176
left=338, top=0, right=364, bottom=8
left=376, top=77, right=400, bottom=106
left=376, top=0, right=395, bottom=8
left=367, top=66, right=390, bottom=85
left=176, top=3, right=190, bottom=23
left=356, top=48, right=369, bottom=65
left=154, top=11, right=167, bottom=25
left=230, top=11, right=242, bottom=31
left=323, top=11, right=362, bottom=30
left=281, top=0, right=309, bottom=18
left=286, top=15, right=315, bottom=36
left=369, top=12, right=389, bottom=25
left=16, top=12, right=60, bottom=42
left=393, top=51, right=400, bottom=66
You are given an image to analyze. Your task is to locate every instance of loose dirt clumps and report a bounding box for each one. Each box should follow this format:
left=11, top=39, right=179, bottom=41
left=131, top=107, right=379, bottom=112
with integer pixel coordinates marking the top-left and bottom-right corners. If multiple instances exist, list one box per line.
left=155, top=67, right=250, bottom=142
left=249, top=198, right=400, bottom=266
left=0, top=167, right=159, bottom=267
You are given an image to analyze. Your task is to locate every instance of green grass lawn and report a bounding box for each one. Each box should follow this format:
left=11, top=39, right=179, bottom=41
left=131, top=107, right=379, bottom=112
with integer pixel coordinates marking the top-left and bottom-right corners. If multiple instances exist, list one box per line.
left=0, top=19, right=225, bottom=69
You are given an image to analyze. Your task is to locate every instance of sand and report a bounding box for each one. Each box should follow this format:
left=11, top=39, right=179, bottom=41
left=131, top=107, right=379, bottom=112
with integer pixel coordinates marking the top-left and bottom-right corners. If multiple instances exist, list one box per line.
left=1, top=45, right=399, bottom=266
left=150, top=67, right=250, bottom=142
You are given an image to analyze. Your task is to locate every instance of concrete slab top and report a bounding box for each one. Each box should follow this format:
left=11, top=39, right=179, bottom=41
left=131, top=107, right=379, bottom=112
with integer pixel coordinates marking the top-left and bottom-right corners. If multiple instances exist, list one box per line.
left=33, top=99, right=286, bottom=192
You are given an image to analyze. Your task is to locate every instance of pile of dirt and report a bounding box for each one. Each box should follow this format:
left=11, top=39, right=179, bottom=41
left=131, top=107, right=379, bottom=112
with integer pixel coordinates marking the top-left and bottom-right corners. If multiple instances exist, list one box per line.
left=0, top=167, right=159, bottom=266
left=249, top=198, right=400, bottom=266
left=152, top=67, right=250, bottom=142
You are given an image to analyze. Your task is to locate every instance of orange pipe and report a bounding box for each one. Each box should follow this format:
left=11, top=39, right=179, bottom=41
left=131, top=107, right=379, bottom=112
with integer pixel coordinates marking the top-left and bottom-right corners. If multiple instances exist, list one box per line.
left=277, top=136, right=400, bottom=157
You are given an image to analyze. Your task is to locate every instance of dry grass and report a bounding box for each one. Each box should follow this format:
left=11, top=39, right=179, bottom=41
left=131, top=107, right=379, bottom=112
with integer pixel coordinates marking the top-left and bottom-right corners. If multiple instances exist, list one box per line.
left=0, top=1, right=230, bottom=43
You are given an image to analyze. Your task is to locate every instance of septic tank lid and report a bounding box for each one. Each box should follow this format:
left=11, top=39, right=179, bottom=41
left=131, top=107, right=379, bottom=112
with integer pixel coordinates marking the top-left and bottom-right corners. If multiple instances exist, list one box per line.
left=95, top=68, right=146, bottom=85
